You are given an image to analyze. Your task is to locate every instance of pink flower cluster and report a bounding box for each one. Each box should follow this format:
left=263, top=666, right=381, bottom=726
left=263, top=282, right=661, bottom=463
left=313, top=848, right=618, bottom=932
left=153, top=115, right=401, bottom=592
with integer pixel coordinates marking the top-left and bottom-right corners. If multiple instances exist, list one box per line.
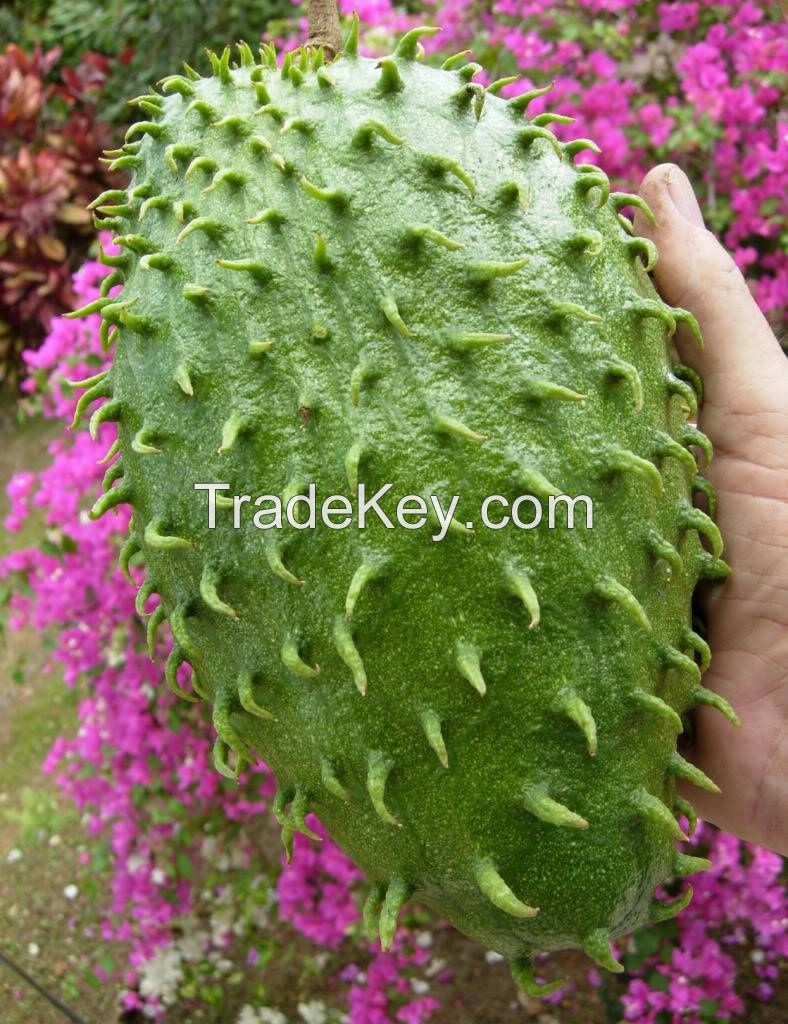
left=4, top=244, right=269, bottom=976
left=345, top=955, right=441, bottom=1024
left=276, top=820, right=363, bottom=949
left=621, top=825, right=786, bottom=1022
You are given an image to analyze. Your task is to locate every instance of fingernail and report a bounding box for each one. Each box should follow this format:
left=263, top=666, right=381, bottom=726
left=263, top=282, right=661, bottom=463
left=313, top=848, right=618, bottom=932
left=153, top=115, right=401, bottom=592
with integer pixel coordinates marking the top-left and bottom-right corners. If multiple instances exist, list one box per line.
left=665, top=165, right=705, bottom=228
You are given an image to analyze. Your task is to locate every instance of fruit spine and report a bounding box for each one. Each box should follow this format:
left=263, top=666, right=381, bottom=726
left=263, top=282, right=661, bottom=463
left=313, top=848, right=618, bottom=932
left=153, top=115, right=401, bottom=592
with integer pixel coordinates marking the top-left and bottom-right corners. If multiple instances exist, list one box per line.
left=68, top=17, right=737, bottom=993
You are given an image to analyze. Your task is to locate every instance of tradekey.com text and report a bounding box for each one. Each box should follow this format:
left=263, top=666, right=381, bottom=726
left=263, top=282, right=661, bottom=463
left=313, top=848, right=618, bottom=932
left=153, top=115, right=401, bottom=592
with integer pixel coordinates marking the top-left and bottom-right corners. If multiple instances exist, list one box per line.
left=194, top=483, right=594, bottom=543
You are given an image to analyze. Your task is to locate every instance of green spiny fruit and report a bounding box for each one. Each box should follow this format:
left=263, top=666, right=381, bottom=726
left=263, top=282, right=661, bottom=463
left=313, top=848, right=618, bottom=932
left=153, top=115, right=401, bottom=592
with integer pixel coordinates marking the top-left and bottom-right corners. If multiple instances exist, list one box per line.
left=70, top=19, right=739, bottom=993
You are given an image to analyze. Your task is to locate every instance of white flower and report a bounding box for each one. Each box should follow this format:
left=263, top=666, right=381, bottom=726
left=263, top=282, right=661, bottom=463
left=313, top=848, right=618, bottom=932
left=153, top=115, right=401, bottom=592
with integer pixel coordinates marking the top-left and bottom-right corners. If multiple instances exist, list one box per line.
left=201, top=835, right=219, bottom=859
left=63, top=884, right=79, bottom=900
left=751, top=949, right=766, bottom=964
left=237, top=1008, right=260, bottom=1024
left=151, top=867, right=167, bottom=886
left=126, top=853, right=147, bottom=874
left=424, top=958, right=446, bottom=978
left=250, top=906, right=271, bottom=928
left=48, top=834, right=61, bottom=848
left=259, top=1009, right=288, bottom=1024
left=231, top=844, right=250, bottom=868
left=298, top=1000, right=327, bottom=1024
left=28, top=943, right=40, bottom=957
left=178, top=929, right=209, bottom=962
left=139, top=946, right=183, bottom=1004
left=415, top=931, right=433, bottom=948
left=250, top=894, right=275, bottom=929
left=215, top=884, right=234, bottom=906
left=410, top=979, right=429, bottom=995
left=6, top=849, right=22, bottom=863
left=485, top=950, right=504, bottom=964
left=210, top=906, right=236, bottom=944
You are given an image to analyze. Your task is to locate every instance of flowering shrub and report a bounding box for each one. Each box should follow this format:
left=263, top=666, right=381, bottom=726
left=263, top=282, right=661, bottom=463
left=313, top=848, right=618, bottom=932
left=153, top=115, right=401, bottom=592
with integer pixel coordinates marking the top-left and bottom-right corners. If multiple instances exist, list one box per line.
left=0, top=44, right=113, bottom=388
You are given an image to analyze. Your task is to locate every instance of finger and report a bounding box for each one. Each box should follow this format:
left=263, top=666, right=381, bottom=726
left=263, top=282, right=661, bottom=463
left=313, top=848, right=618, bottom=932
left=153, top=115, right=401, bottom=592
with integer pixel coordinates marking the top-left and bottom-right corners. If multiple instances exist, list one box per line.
left=633, top=164, right=783, bottom=405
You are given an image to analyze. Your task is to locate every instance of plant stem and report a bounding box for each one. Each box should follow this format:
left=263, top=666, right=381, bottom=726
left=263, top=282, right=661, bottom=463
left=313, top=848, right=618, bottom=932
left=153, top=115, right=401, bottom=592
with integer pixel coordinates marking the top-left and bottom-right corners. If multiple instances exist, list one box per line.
left=306, top=0, right=343, bottom=60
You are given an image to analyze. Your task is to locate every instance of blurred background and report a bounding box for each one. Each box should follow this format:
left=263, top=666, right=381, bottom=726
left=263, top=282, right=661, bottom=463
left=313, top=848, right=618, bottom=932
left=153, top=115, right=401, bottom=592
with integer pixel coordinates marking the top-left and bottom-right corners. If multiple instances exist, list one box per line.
left=0, top=2, right=785, bottom=1022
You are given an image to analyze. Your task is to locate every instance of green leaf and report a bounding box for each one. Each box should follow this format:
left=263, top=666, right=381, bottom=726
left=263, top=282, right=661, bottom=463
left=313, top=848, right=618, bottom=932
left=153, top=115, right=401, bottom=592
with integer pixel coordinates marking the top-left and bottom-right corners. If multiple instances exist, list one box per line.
left=635, top=927, right=661, bottom=957
left=176, top=851, right=193, bottom=878
left=99, top=953, right=116, bottom=976
left=61, top=533, right=78, bottom=553
left=700, top=999, right=721, bottom=1021
left=648, top=971, right=670, bottom=992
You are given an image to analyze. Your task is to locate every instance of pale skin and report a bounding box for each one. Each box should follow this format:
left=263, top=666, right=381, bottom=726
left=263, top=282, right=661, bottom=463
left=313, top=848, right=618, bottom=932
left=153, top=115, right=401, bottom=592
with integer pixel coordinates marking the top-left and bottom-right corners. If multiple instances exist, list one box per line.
left=634, top=164, right=788, bottom=856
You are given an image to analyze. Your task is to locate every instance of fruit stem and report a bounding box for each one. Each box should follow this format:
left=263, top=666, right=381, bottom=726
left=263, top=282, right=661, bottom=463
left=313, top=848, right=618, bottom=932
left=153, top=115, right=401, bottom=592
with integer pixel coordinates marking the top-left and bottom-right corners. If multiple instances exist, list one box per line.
left=306, top=0, right=342, bottom=60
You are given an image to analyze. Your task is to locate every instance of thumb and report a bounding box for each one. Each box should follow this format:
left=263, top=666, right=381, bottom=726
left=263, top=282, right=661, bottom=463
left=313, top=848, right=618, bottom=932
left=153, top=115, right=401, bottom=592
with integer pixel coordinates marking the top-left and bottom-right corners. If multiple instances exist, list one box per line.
left=634, top=163, right=783, bottom=405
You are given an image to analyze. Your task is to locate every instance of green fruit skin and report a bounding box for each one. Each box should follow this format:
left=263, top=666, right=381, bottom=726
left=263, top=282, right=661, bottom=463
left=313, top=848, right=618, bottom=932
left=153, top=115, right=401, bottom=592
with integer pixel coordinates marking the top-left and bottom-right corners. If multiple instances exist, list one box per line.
left=81, top=33, right=730, bottom=976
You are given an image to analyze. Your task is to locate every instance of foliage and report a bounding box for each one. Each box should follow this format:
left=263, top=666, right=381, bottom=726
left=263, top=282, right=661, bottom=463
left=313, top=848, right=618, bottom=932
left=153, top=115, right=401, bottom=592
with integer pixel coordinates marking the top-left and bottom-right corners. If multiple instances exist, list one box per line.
left=0, top=0, right=296, bottom=123
left=0, top=44, right=112, bottom=390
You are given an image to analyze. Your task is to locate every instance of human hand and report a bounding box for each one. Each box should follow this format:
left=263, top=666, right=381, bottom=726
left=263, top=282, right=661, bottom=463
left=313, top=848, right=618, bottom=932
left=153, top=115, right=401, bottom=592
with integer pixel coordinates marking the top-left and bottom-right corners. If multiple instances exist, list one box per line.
left=635, top=164, right=788, bottom=856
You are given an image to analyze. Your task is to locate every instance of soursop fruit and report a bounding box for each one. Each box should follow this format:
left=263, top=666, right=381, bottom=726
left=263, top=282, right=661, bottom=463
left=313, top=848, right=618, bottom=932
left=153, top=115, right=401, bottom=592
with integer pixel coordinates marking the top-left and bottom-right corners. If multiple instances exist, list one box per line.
left=70, top=19, right=739, bottom=992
